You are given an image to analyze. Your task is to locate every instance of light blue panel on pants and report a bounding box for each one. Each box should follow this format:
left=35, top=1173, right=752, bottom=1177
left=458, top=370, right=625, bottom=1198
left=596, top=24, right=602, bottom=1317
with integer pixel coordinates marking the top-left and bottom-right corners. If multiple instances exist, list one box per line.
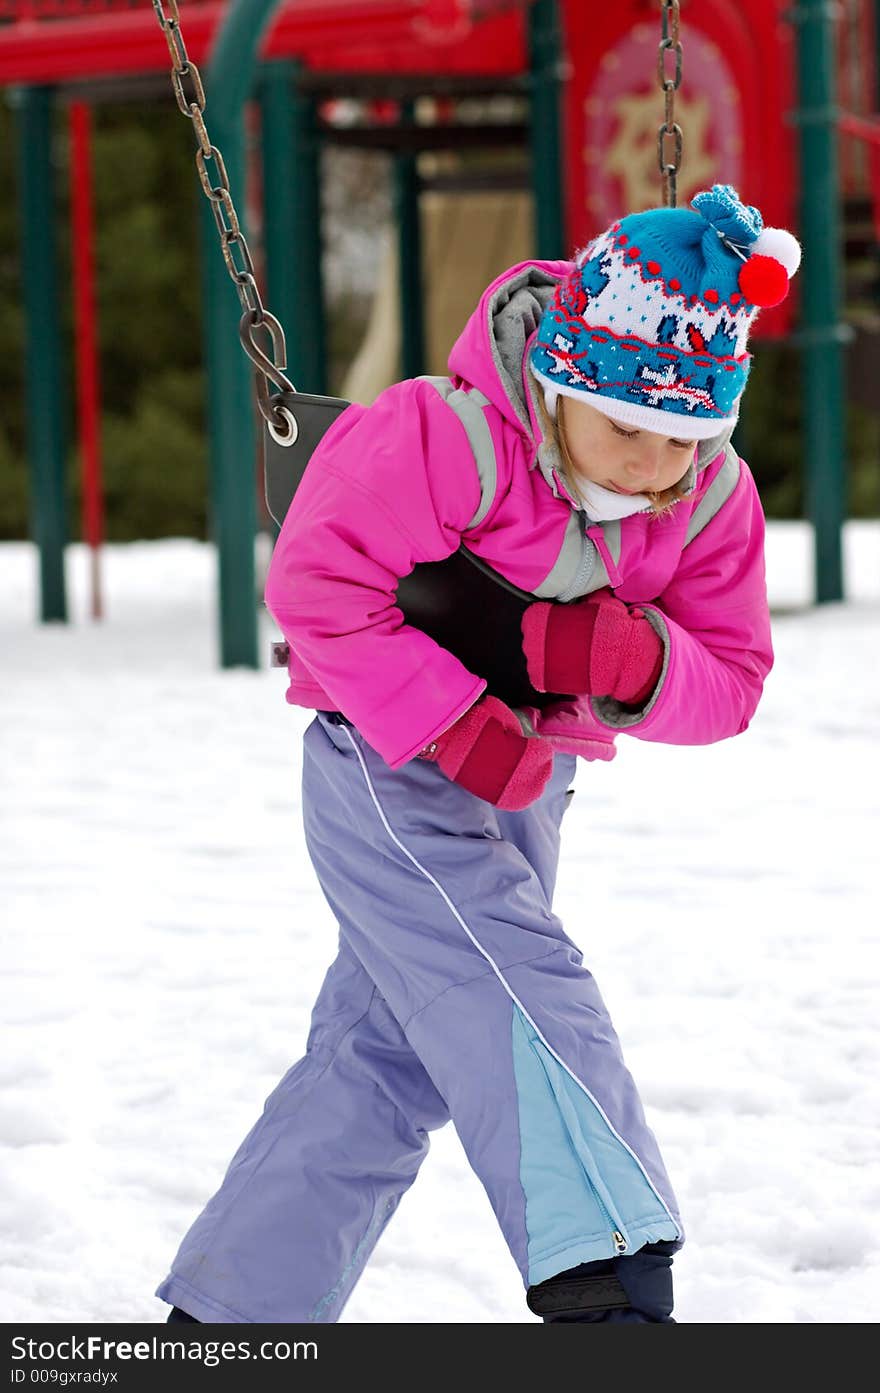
left=511, top=1004, right=680, bottom=1285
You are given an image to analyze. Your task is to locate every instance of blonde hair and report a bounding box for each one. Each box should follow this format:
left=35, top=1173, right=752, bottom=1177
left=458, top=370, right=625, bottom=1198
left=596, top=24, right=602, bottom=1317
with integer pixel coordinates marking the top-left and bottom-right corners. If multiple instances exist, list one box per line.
left=542, top=394, right=691, bottom=518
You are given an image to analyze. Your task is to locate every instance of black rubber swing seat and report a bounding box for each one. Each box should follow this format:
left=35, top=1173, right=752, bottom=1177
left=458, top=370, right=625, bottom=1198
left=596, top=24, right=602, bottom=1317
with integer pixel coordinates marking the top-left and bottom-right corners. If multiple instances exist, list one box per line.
left=263, top=391, right=569, bottom=712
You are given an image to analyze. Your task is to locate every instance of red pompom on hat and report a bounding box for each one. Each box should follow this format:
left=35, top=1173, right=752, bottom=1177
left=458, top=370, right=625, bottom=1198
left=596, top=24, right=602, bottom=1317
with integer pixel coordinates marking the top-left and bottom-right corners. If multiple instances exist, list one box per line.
left=738, top=253, right=790, bottom=308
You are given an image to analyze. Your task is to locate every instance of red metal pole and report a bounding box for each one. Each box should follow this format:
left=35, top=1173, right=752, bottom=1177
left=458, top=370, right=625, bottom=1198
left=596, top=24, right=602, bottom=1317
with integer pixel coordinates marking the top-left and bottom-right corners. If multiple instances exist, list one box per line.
left=69, top=99, right=104, bottom=620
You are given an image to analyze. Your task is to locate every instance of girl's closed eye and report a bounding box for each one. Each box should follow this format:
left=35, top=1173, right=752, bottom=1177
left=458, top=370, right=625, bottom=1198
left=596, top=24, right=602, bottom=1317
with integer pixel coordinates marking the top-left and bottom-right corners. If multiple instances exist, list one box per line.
left=610, top=421, right=693, bottom=450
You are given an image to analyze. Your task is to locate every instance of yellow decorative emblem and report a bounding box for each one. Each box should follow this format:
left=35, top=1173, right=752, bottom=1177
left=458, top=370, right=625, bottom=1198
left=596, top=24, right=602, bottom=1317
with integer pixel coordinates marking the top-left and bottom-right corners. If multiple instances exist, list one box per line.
left=604, top=91, right=717, bottom=211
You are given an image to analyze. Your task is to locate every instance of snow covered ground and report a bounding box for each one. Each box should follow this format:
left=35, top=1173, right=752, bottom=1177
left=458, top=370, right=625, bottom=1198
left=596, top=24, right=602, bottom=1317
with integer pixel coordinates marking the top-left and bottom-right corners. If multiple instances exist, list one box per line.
left=2, top=522, right=878, bottom=1324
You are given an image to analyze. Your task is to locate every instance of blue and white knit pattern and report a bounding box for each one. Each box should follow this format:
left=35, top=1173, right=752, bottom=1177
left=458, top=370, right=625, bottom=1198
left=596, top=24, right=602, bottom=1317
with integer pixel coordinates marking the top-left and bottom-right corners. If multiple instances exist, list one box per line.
left=531, top=186, right=767, bottom=439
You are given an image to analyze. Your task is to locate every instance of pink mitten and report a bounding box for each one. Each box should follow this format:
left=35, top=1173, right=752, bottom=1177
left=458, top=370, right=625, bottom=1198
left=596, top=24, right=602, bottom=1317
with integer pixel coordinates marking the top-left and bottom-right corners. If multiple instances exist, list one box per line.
left=418, top=694, right=554, bottom=811
left=522, top=591, right=663, bottom=705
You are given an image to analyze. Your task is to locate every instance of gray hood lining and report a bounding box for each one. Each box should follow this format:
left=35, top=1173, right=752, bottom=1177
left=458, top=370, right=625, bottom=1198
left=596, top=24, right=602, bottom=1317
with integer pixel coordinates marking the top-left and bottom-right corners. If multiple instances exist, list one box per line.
left=486, top=267, right=559, bottom=435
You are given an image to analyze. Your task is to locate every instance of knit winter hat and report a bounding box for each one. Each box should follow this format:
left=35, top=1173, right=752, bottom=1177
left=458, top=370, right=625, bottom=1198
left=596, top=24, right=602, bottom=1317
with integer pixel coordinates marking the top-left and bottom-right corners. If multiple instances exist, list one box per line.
left=530, top=184, right=801, bottom=440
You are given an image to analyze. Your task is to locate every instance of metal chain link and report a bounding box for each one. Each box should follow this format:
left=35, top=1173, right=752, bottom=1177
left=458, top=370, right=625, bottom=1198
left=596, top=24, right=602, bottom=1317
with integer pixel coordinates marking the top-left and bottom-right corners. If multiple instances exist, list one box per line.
left=657, top=0, right=683, bottom=208
left=151, top=0, right=297, bottom=439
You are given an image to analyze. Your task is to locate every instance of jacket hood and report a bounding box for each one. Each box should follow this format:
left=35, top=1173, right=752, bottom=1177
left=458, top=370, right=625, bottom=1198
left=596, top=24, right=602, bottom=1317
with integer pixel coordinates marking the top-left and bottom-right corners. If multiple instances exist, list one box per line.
left=446, top=259, right=738, bottom=473
left=447, top=259, right=569, bottom=439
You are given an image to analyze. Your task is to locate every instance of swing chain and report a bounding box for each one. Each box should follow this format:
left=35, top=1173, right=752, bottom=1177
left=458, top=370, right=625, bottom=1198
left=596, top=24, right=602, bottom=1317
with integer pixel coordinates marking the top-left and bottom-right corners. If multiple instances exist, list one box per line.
left=657, top=0, right=683, bottom=208
left=151, top=0, right=297, bottom=440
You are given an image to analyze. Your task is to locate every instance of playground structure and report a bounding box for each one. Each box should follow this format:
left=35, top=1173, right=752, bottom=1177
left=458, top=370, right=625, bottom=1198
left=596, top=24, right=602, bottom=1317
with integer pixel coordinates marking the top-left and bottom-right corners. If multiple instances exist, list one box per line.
left=2, top=0, right=879, bottom=665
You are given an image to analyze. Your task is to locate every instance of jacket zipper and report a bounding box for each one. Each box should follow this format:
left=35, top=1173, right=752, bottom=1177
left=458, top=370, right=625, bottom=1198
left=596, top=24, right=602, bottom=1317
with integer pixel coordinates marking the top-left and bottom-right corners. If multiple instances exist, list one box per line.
left=556, top=509, right=596, bottom=603
left=585, top=520, right=622, bottom=591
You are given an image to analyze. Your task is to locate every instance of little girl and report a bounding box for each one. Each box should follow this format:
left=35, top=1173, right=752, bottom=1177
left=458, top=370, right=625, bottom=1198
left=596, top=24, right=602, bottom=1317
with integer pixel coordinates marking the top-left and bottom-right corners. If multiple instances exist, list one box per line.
left=156, top=185, right=800, bottom=1324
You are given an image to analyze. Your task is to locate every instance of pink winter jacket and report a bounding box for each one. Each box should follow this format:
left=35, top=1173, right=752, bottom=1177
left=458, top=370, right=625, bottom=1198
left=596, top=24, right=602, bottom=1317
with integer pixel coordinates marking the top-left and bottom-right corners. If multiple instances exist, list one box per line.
left=265, top=259, right=773, bottom=770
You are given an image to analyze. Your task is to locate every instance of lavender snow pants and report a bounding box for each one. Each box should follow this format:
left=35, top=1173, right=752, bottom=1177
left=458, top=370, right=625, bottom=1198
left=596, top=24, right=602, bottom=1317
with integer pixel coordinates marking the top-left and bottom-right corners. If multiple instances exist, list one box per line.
left=156, top=712, right=681, bottom=1323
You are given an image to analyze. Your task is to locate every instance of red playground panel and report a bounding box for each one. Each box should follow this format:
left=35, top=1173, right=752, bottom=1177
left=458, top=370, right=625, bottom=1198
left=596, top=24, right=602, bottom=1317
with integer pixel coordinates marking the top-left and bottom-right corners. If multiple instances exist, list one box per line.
left=5, top=0, right=871, bottom=338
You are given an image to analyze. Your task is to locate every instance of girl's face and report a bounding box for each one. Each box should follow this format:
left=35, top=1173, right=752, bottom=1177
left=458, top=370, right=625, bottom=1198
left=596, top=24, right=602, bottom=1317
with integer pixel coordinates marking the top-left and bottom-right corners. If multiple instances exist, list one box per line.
left=559, top=396, right=697, bottom=497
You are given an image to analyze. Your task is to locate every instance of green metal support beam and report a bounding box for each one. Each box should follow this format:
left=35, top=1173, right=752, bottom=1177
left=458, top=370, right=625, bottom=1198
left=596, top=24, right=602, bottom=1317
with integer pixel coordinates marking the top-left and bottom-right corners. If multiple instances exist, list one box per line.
left=394, top=99, right=426, bottom=379
left=790, top=1, right=847, bottom=603
left=13, top=85, right=68, bottom=623
left=203, top=0, right=287, bottom=667
left=528, top=0, right=565, bottom=259
left=260, top=62, right=327, bottom=395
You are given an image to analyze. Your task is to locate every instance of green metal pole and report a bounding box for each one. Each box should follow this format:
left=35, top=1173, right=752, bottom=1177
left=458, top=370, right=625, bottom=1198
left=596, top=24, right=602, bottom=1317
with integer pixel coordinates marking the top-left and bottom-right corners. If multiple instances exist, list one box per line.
left=791, top=1, right=847, bottom=603
left=260, top=62, right=326, bottom=394
left=394, top=100, right=425, bottom=379
left=204, top=0, right=286, bottom=668
left=12, top=86, right=68, bottom=623
left=528, top=0, right=565, bottom=258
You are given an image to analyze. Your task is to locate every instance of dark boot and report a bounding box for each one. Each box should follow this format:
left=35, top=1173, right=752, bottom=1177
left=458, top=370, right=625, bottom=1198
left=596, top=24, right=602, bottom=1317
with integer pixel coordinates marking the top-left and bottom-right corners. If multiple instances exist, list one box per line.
left=526, top=1240, right=678, bottom=1323
left=167, top=1306, right=200, bottom=1324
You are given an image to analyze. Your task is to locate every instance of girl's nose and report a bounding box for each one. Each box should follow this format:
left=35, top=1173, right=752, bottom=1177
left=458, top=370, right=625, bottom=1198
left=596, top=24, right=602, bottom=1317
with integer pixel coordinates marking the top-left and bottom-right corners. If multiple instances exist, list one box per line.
left=625, top=450, right=663, bottom=483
